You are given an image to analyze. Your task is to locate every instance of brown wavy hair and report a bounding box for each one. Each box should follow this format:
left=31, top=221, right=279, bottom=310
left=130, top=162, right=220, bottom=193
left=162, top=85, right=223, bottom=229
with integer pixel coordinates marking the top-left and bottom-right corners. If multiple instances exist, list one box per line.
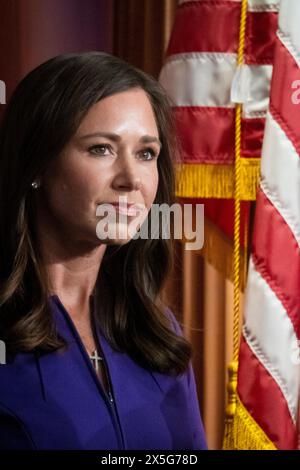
left=0, top=51, right=192, bottom=375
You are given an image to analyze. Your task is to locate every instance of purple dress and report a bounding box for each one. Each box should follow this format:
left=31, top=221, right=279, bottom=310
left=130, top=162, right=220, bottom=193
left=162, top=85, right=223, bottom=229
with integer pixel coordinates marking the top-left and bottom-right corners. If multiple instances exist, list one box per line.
left=0, top=295, right=207, bottom=450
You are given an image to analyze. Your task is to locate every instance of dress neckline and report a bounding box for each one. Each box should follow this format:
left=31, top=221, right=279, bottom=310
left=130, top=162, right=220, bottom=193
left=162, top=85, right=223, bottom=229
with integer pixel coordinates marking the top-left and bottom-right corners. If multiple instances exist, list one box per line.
left=49, top=294, right=115, bottom=405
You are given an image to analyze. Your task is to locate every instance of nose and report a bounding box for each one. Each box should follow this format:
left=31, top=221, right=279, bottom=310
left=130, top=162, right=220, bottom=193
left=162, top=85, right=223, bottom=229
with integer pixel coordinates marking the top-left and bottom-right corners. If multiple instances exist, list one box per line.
left=111, top=154, right=142, bottom=192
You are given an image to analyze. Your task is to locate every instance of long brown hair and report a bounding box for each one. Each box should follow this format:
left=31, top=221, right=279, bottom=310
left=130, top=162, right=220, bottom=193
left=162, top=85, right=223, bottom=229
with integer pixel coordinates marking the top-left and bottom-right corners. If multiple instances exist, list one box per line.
left=0, top=51, right=192, bottom=375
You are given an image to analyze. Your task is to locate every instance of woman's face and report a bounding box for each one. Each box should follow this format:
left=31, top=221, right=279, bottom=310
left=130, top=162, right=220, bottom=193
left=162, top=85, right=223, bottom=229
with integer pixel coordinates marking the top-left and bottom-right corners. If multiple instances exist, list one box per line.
left=38, top=87, right=161, bottom=246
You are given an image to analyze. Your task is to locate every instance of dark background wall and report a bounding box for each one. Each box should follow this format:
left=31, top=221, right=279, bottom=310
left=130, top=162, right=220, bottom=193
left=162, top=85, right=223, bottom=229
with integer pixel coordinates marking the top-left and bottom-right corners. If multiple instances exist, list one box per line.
left=0, top=0, right=113, bottom=121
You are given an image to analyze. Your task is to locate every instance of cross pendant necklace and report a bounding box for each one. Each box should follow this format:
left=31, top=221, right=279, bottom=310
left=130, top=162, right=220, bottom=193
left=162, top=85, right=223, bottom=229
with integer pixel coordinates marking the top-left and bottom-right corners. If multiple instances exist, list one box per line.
left=89, top=349, right=114, bottom=404
left=89, top=349, right=103, bottom=374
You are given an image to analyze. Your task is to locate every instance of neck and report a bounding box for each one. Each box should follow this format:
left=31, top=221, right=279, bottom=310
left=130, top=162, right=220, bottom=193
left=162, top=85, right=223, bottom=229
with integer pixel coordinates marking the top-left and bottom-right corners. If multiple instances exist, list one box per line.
left=35, top=205, right=107, bottom=314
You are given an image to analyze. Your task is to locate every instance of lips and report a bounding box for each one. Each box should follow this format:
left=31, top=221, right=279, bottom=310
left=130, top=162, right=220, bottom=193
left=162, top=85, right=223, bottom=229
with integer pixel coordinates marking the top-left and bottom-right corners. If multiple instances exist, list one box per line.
left=99, top=202, right=146, bottom=216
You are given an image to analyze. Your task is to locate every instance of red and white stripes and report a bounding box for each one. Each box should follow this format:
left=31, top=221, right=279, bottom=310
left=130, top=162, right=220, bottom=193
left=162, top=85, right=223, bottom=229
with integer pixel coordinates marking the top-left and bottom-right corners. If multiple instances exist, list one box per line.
left=238, top=0, right=300, bottom=450
left=159, top=0, right=278, bottom=164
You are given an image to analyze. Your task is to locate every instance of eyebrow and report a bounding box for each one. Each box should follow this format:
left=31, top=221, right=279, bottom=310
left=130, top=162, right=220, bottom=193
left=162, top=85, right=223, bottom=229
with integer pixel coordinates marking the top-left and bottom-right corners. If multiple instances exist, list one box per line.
left=78, top=132, right=162, bottom=148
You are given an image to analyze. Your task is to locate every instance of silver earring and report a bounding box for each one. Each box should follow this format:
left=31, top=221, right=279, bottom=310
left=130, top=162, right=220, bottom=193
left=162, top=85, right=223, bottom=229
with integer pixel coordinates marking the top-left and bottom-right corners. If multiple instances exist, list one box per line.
left=31, top=180, right=40, bottom=189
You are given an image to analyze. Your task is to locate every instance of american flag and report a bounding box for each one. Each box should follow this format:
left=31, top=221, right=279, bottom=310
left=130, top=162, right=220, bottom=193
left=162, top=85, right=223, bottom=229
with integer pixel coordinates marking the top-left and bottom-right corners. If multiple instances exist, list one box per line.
left=237, top=0, right=300, bottom=449
left=159, top=0, right=300, bottom=449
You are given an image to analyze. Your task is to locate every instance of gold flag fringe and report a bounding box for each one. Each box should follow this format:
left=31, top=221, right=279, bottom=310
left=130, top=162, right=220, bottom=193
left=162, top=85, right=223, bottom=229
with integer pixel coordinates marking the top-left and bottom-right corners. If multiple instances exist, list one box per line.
left=175, top=159, right=260, bottom=201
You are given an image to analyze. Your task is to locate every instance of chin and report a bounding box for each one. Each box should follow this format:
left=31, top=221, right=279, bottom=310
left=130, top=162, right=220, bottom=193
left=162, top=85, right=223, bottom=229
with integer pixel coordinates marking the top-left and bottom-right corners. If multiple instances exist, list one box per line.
left=95, top=222, right=140, bottom=245
left=102, top=238, right=133, bottom=246
left=96, top=236, right=137, bottom=247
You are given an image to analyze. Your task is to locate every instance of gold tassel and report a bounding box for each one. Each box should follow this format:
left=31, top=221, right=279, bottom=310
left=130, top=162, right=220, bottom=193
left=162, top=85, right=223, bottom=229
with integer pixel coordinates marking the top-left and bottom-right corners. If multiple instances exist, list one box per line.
left=224, top=390, right=277, bottom=450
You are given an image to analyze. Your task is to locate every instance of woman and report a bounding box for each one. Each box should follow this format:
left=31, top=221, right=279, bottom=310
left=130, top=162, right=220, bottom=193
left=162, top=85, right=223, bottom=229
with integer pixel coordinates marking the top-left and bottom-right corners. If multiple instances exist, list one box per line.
left=0, top=51, right=207, bottom=450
